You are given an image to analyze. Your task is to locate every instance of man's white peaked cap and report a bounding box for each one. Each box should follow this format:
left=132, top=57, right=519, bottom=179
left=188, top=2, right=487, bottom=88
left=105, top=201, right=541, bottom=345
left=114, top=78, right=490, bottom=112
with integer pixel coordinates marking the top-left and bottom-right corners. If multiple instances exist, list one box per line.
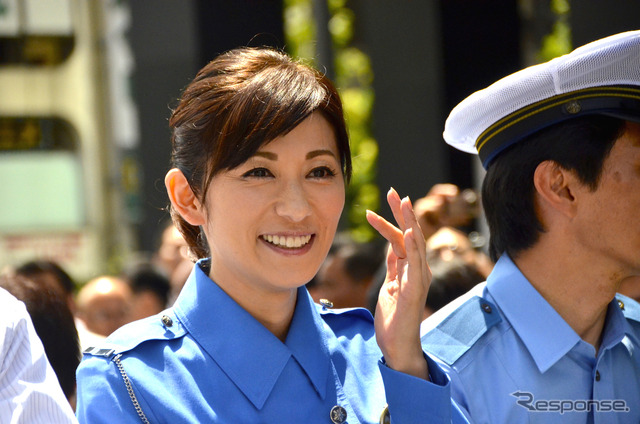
left=443, top=30, right=640, bottom=168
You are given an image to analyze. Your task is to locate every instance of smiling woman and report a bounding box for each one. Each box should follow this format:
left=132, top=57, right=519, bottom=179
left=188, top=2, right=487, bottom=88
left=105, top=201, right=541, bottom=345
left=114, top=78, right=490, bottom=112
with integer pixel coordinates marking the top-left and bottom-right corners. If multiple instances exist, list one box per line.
left=173, top=112, right=346, bottom=339
left=75, top=47, right=464, bottom=423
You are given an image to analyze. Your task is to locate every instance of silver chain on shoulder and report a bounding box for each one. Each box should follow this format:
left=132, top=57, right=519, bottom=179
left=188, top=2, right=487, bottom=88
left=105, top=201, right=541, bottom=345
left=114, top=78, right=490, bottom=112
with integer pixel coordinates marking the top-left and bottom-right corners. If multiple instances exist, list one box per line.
left=113, top=354, right=151, bottom=424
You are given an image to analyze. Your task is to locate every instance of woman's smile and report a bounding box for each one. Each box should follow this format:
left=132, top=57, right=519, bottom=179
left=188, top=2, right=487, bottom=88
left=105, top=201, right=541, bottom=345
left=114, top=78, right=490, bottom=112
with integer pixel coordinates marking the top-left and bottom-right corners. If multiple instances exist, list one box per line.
left=260, top=234, right=314, bottom=249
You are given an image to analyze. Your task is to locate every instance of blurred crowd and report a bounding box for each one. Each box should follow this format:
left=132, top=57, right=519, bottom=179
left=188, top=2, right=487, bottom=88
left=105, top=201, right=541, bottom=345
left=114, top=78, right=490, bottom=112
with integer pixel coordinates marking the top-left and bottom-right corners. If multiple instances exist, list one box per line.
left=309, top=184, right=495, bottom=319
left=0, top=220, right=193, bottom=411
left=308, top=182, right=640, bottom=317
left=2, top=183, right=639, bottom=412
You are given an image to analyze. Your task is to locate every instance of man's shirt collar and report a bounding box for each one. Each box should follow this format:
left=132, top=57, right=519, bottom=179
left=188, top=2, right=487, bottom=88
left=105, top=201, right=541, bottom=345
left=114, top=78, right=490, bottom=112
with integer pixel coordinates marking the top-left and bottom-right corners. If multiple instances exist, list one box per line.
left=486, top=255, right=640, bottom=373
left=486, top=255, right=581, bottom=373
left=602, top=294, right=640, bottom=354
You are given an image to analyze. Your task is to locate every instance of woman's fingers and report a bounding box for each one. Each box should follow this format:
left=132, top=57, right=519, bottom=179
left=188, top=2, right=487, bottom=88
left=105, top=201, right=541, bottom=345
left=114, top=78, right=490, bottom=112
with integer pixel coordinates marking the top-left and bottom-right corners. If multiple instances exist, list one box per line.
left=403, top=226, right=431, bottom=295
left=387, top=188, right=406, bottom=232
left=366, top=210, right=407, bottom=259
left=371, top=190, right=432, bottom=381
left=401, top=196, right=428, bottom=267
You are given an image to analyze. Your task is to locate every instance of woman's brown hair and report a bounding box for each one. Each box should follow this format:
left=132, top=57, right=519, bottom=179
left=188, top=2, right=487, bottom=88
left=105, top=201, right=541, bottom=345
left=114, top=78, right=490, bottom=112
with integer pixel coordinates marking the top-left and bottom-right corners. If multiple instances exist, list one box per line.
left=168, top=47, right=351, bottom=259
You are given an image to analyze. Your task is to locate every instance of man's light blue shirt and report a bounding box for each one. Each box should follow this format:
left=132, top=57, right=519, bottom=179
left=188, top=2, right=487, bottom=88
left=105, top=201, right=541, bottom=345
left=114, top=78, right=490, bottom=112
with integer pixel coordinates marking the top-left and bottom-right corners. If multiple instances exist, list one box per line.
left=421, top=254, right=640, bottom=424
left=77, top=260, right=465, bottom=423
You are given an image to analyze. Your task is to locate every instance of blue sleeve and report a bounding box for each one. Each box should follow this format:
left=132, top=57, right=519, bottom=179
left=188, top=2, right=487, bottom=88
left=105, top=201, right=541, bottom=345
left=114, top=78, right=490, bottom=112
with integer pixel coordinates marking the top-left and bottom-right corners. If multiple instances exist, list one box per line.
left=378, top=354, right=471, bottom=423
left=75, top=355, right=157, bottom=424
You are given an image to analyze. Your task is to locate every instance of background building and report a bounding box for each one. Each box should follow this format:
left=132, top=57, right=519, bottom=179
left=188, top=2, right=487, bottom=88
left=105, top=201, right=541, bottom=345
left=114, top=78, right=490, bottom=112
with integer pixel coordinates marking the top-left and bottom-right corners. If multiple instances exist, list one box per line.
left=0, top=0, right=637, bottom=281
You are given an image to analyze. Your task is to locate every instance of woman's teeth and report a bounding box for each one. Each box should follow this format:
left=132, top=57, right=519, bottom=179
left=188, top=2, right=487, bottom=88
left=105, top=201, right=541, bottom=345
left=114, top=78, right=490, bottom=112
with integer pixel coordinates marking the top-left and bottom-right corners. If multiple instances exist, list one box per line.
left=262, top=234, right=312, bottom=248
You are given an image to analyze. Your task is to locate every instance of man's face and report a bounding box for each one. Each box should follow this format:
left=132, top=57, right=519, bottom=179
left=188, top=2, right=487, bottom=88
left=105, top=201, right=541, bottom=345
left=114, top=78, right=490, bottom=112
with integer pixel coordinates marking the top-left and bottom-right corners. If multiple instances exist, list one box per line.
left=573, top=121, right=640, bottom=278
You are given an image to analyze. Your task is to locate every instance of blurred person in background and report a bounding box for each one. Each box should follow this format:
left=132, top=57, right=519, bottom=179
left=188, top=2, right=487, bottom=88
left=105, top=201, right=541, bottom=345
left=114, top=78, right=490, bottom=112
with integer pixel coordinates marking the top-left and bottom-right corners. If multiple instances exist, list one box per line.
left=75, top=276, right=132, bottom=340
left=15, top=259, right=105, bottom=353
left=367, top=184, right=494, bottom=315
left=422, top=256, right=485, bottom=319
left=154, top=221, right=193, bottom=304
left=414, top=184, right=493, bottom=277
left=0, top=272, right=80, bottom=409
left=413, top=183, right=480, bottom=241
left=308, top=232, right=385, bottom=308
left=0, top=283, right=78, bottom=422
left=16, top=259, right=78, bottom=314
left=123, top=260, right=171, bottom=321
left=426, top=227, right=493, bottom=279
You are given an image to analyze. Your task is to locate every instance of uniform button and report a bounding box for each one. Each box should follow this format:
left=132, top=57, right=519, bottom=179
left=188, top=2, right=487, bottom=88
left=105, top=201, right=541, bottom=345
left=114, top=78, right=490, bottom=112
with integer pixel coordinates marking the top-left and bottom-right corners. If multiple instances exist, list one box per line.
left=330, top=405, right=347, bottom=423
left=161, top=315, right=173, bottom=327
left=481, top=303, right=492, bottom=313
left=618, top=299, right=625, bottom=310
left=320, top=299, right=334, bottom=309
left=565, top=100, right=582, bottom=114
left=379, top=405, right=390, bottom=424
left=595, top=370, right=601, bottom=381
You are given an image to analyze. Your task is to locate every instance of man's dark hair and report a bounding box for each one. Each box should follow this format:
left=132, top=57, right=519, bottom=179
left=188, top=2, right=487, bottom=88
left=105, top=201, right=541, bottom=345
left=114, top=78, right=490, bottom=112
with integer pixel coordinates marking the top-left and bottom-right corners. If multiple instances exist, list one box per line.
left=124, top=261, right=171, bottom=309
left=482, top=115, right=626, bottom=262
left=340, top=240, right=386, bottom=284
left=426, top=257, right=485, bottom=312
left=16, top=259, right=76, bottom=295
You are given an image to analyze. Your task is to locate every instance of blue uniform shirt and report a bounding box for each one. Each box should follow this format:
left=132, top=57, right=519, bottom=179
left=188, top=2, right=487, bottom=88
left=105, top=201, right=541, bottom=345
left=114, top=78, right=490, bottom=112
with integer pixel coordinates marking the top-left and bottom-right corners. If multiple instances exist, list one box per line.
left=421, top=254, right=640, bottom=424
left=76, top=260, right=465, bottom=423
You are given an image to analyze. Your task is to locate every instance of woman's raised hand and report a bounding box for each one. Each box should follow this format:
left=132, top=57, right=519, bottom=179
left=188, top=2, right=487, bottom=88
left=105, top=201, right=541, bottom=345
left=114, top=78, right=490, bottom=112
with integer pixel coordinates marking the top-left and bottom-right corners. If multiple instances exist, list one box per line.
left=366, top=188, right=432, bottom=380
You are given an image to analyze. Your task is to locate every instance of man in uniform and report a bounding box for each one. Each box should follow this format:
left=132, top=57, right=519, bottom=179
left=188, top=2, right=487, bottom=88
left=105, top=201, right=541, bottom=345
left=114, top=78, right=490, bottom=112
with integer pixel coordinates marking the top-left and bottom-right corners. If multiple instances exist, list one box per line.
left=421, top=30, right=640, bottom=423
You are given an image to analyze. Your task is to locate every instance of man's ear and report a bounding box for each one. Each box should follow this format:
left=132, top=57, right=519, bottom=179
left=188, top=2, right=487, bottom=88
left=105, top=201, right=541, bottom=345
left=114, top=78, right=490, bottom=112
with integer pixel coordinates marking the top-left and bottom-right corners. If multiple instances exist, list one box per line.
left=165, top=168, right=206, bottom=226
left=533, top=160, right=577, bottom=219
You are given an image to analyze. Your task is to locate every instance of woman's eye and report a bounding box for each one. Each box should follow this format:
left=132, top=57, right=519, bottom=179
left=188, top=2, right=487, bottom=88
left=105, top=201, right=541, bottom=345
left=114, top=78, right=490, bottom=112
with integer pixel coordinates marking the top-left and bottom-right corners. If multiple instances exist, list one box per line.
left=308, top=166, right=337, bottom=179
left=243, top=167, right=273, bottom=178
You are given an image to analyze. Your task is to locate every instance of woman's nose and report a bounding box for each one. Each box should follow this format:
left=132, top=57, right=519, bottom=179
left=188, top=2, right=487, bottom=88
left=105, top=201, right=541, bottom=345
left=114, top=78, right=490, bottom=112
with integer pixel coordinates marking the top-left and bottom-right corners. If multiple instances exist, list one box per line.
left=274, top=181, right=312, bottom=222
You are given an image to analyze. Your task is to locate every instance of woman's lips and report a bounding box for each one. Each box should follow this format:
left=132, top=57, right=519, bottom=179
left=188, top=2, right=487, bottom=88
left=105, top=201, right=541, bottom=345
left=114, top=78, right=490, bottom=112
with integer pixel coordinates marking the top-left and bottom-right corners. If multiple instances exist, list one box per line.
left=261, top=234, right=313, bottom=249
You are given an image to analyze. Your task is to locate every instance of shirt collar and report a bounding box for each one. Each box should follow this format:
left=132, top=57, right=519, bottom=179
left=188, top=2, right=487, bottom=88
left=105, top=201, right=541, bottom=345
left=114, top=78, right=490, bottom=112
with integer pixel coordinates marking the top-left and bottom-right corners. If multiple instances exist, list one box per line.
left=285, top=285, right=332, bottom=399
left=173, top=260, right=330, bottom=409
left=601, top=296, right=640, bottom=353
left=486, top=255, right=581, bottom=373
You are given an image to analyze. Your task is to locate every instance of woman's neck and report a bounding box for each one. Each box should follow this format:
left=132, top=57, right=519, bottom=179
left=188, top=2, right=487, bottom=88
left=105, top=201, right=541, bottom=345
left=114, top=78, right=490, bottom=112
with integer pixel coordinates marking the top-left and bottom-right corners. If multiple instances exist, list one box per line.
left=248, top=290, right=298, bottom=342
left=208, top=267, right=298, bottom=342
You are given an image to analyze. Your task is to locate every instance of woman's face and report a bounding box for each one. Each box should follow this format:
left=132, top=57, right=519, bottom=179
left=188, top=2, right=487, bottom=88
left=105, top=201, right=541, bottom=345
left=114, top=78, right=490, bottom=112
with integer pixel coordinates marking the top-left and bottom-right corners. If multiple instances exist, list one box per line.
left=202, top=112, right=346, bottom=297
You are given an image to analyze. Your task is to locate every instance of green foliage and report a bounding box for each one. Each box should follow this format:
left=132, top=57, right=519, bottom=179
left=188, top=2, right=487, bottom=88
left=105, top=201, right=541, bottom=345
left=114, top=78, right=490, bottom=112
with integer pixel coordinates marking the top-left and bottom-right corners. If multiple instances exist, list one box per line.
left=538, top=0, right=572, bottom=62
left=283, top=0, right=316, bottom=60
left=284, top=0, right=379, bottom=242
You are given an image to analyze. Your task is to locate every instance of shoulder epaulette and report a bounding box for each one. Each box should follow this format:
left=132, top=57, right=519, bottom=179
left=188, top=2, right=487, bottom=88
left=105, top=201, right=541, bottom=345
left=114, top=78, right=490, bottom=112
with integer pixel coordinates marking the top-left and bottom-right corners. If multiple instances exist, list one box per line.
left=317, top=302, right=374, bottom=325
left=421, top=296, right=501, bottom=366
left=82, top=309, right=187, bottom=358
left=616, top=293, right=640, bottom=323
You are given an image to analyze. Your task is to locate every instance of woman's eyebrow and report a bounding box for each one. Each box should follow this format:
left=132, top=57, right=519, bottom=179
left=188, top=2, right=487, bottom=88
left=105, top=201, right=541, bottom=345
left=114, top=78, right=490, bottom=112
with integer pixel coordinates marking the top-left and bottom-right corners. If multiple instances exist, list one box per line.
left=306, top=149, right=337, bottom=160
left=252, top=149, right=338, bottom=160
left=253, top=151, right=277, bottom=160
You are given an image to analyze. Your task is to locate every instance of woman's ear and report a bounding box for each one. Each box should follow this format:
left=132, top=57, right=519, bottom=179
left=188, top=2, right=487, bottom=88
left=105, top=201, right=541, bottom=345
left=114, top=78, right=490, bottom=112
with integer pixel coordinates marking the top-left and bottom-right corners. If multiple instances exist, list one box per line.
left=165, top=168, right=206, bottom=226
left=533, top=160, right=577, bottom=219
